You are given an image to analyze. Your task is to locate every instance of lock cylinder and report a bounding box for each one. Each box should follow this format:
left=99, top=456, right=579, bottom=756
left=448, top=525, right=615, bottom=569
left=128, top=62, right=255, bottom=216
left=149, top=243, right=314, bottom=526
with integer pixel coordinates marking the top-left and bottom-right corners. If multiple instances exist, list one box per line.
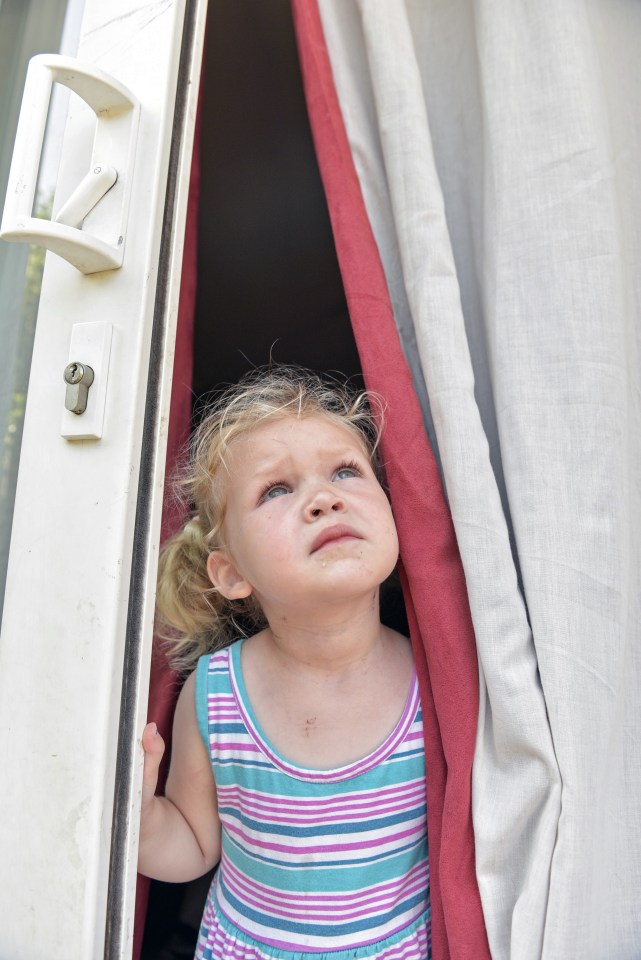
left=63, top=361, right=95, bottom=415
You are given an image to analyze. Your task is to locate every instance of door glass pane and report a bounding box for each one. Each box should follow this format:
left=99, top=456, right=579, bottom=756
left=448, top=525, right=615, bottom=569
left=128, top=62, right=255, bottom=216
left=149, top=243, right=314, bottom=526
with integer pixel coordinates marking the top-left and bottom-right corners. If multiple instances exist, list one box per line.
left=0, top=0, right=84, bottom=612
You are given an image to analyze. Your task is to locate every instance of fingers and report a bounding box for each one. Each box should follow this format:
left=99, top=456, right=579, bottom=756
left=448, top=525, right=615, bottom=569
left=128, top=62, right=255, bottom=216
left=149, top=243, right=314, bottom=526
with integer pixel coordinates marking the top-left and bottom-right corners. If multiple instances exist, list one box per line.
left=142, top=721, right=165, bottom=756
left=141, top=722, right=165, bottom=805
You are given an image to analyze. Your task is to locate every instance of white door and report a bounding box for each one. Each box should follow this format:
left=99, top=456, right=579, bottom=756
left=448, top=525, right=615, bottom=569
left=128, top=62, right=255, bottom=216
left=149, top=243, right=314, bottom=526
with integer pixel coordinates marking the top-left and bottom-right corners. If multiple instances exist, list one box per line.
left=0, top=1, right=207, bottom=957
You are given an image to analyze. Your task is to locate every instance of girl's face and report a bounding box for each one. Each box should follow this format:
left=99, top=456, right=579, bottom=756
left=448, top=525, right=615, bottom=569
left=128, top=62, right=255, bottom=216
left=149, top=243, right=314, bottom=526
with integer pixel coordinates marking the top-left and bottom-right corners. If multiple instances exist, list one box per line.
left=206, top=414, right=399, bottom=622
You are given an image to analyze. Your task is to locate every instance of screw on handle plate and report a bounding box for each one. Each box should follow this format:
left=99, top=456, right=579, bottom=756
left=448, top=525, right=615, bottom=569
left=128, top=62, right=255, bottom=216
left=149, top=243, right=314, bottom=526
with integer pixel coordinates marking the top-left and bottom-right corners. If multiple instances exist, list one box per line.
left=63, top=361, right=94, bottom=414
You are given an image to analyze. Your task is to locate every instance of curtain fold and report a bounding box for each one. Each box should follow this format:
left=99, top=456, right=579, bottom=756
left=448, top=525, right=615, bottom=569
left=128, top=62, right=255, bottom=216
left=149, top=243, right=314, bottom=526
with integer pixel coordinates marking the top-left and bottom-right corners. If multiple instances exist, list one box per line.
left=295, top=1, right=641, bottom=958
left=291, top=4, right=490, bottom=959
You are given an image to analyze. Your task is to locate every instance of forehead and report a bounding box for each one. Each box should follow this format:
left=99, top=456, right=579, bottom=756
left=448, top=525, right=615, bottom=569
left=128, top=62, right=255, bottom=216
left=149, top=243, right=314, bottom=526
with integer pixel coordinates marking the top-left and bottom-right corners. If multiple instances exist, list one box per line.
left=227, top=413, right=369, bottom=468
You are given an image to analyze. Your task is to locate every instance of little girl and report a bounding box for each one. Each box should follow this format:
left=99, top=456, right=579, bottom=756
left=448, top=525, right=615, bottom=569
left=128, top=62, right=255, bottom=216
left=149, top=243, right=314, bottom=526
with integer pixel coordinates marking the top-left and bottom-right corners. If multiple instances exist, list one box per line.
left=138, top=367, right=431, bottom=959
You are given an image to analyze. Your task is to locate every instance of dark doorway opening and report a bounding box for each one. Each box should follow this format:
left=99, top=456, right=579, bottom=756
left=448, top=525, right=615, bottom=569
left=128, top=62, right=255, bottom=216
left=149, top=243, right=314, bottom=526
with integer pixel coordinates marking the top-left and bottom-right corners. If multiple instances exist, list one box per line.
left=192, top=0, right=361, bottom=402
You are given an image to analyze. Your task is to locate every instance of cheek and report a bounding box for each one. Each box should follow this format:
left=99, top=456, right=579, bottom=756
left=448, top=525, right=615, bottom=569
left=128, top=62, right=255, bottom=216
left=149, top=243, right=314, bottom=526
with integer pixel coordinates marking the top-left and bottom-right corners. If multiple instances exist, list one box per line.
left=376, top=494, right=396, bottom=529
left=382, top=506, right=400, bottom=556
left=239, top=514, right=288, bottom=564
left=387, top=522, right=400, bottom=561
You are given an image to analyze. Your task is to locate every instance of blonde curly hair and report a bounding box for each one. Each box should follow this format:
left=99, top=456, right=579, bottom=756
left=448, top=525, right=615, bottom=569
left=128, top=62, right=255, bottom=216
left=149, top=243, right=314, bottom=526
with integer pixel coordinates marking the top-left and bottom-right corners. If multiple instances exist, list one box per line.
left=157, top=366, right=384, bottom=674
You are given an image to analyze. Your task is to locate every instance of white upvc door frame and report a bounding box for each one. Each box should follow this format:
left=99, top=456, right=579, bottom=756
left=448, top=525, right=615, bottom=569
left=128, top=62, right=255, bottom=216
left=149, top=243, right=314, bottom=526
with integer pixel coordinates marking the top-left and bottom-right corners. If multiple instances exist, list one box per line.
left=0, top=2, right=207, bottom=957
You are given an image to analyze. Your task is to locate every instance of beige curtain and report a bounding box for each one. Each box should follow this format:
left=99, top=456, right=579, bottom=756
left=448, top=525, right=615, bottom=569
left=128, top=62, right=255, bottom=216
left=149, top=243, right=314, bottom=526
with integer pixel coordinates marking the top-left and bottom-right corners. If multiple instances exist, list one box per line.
left=315, top=1, right=641, bottom=957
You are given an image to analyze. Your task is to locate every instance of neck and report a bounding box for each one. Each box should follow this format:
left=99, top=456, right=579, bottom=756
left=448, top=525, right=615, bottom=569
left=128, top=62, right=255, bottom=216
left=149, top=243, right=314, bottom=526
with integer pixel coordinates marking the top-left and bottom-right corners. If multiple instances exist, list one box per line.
left=261, top=590, right=387, bottom=677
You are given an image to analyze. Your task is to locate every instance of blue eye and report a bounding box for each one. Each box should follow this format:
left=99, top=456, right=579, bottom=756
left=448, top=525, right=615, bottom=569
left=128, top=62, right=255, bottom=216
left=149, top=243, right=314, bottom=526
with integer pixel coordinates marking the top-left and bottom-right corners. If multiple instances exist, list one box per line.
left=334, top=463, right=361, bottom=480
left=260, top=483, right=290, bottom=502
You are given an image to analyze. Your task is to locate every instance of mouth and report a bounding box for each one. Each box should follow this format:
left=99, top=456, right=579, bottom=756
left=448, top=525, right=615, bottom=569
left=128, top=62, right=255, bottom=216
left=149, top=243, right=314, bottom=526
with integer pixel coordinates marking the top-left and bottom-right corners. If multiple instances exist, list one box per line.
left=310, top=524, right=361, bottom=554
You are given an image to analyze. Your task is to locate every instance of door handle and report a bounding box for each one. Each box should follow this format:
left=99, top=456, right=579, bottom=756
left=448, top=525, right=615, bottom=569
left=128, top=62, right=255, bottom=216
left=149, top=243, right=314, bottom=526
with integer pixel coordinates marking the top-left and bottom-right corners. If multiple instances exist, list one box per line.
left=0, top=54, right=139, bottom=274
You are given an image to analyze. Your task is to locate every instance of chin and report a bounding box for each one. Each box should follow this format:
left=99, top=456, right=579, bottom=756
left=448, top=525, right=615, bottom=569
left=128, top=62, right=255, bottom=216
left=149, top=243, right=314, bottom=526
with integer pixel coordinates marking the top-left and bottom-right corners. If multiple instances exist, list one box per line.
left=318, top=570, right=386, bottom=601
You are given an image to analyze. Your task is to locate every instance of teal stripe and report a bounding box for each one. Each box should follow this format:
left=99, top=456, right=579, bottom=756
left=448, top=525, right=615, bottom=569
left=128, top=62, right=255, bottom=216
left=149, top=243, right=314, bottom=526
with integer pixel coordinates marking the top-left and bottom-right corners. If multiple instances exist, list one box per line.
left=196, top=654, right=211, bottom=749
left=219, top=804, right=427, bottom=838
left=223, top=833, right=428, bottom=892
left=208, top=722, right=246, bottom=734
left=219, top=877, right=427, bottom=938
left=211, top=756, right=425, bottom=794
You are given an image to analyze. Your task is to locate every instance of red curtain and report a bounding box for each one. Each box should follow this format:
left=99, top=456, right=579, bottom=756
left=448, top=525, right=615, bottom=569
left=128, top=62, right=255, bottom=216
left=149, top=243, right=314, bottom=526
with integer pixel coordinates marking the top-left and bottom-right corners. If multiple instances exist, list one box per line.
left=290, top=3, right=490, bottom=958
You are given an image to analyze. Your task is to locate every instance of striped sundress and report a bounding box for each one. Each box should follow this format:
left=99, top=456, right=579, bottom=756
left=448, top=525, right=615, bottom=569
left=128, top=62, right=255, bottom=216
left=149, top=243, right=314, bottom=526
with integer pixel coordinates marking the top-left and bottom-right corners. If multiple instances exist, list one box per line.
left=194, top=640, right=431, bottom=959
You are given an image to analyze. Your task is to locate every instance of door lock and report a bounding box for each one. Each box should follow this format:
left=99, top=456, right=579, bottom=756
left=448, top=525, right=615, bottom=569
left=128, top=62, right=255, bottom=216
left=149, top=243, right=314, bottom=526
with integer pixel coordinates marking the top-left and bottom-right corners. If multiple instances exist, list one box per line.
left=63, top=362, right=94, bottom=415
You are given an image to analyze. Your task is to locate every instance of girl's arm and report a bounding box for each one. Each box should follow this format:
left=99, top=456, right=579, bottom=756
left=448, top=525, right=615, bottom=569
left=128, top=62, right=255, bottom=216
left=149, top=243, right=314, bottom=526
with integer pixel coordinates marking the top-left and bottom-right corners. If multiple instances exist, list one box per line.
left=138, top=671, right=221, bottom=882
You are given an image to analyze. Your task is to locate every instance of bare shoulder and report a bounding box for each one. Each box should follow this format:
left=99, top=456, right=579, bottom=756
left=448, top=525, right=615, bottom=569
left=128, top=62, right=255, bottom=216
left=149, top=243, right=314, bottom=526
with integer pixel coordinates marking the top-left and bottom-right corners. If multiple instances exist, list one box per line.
left=240, top=628, right=270, bottom=654
left=238, top=628, right=273, bottom=673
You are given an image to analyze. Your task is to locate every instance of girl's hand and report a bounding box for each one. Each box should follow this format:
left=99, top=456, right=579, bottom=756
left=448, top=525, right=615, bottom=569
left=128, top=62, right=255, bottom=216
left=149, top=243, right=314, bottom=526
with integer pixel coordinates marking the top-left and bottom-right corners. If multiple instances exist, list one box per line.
left=141, top=722, right=165, bottom=809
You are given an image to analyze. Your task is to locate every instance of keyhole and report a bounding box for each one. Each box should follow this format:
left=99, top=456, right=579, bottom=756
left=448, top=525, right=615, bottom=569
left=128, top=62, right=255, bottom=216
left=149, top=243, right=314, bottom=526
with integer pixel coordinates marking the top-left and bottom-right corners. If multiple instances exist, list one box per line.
left=63, top=362, right=89, bottom=385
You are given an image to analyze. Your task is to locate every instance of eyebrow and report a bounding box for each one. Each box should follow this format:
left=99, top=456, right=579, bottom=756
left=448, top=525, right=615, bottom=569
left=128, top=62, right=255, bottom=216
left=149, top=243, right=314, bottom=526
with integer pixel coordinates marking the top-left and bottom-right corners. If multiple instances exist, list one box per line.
left=249, top=443, right=367, bottom=478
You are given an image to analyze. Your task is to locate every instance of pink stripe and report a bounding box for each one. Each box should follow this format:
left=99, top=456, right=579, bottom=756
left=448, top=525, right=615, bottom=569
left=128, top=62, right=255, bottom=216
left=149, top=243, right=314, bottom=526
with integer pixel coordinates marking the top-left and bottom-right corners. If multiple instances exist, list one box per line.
left=204, top=925, right=428, bottom=960
left=381, top=933, right=430, bottom=960
left=215, top=897, right=425, bottom=955
left=216, top=785, right=426, bottom=822
left=222, top=877, right=427, bottom=925
left=206, top=935, right=261, bottom=960
left=215, top=792, right=426, bottom=818
left=220, top=783, right=427, bottom=805
left=222, top=863, right=429, bottom=921
left=222, top=809, right=422, bottom=828
left=222, top=852, right=429, bottom=907
left=215, top=778, right=425, bottom=808
left=221, top=800, right=425, bottom=827
left=224, top=859, right=429, bottom=910
left=217, top=742, right=264, bottom=753
left=224, top=819, right=424, bottom=856
left=204, top=928, right=428, bottom=960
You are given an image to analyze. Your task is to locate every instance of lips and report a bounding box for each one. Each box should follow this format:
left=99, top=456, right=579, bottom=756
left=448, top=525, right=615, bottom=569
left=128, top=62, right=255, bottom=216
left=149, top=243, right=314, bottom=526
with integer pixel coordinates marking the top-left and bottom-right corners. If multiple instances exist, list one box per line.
left=310, top=524, right=361, bottom=554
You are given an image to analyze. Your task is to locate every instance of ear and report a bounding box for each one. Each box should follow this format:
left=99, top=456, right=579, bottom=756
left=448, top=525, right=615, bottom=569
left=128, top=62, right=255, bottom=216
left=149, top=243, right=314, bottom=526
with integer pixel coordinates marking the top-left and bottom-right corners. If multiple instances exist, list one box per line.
left=206, top=550, right=253, bottom=600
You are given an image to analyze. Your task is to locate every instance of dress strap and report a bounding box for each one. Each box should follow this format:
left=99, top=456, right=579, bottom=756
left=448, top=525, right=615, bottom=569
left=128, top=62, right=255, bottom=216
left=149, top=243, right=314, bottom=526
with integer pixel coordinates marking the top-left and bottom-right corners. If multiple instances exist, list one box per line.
left=195, top=652, right=213, bottom=749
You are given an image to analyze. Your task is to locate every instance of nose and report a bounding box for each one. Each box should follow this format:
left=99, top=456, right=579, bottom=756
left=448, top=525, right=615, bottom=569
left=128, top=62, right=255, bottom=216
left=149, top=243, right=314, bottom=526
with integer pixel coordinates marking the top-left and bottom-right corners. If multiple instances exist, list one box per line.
left=304, top=485, right=345, bottom=520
